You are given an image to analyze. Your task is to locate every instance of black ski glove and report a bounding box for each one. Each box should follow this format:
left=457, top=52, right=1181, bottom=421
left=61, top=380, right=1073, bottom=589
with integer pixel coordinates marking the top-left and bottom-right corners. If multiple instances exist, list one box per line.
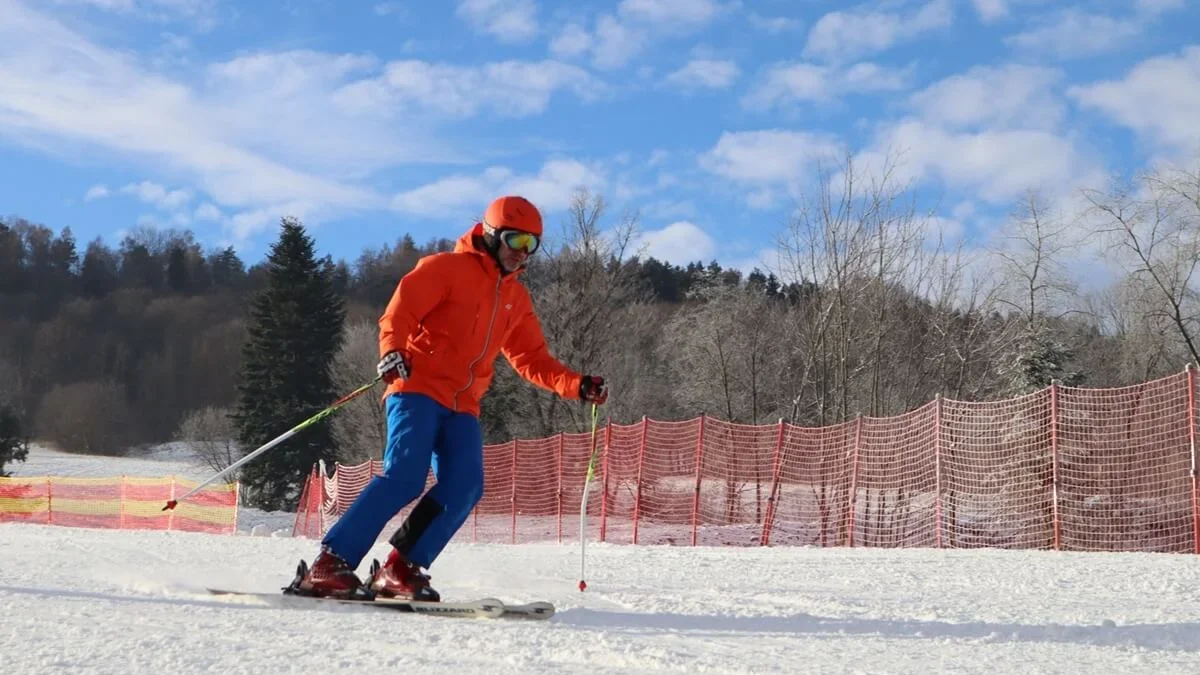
left=579, top=375, right=608, bottom=404
left=377, top=351, right=410, bottom=384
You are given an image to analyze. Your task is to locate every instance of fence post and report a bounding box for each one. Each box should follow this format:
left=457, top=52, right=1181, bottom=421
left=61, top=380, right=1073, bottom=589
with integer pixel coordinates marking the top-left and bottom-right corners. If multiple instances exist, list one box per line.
left=556, top=431, right=565, bottom=544
left=846, top=415, right=863, bottom=547
left=760, top=419, right=787, bottom=546
left=317, top=460, right=329, bottom=537
left=600, top=419, right=612, bottom=543
left=46, top=477, right=53, bottom=525
left=632, top=417, right=648, bottom=545
left=232, top=480, right=240, bottom=534
left=119, top=476, right=127, bottom=529
left=691, top=413, right=706, bottom=546
left=510, top=439, right=519, bottom=545
left=302, top=466, right=314, bottom=537
left=1049, top=380, right=1062, bottom=551
left=1188, top=364, right=1199, bottom=555
left=934, top=395, right=944, bottom=549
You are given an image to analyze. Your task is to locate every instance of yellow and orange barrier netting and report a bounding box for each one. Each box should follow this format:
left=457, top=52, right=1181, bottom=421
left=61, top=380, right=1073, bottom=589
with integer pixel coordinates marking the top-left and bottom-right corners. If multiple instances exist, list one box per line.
left=0, top=475, right=238, bottom=534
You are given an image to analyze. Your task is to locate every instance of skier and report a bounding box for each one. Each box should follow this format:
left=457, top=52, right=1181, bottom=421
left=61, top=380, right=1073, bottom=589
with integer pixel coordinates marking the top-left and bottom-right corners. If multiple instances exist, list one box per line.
left=295, top=195, right=609, bottom=601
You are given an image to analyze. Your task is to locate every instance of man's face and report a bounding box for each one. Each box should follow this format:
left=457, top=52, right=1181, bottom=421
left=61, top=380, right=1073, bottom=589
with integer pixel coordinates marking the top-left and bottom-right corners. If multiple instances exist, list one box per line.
left=495, top=229, right=538, bottom=272
left=497, top=238, right=530, bottom=272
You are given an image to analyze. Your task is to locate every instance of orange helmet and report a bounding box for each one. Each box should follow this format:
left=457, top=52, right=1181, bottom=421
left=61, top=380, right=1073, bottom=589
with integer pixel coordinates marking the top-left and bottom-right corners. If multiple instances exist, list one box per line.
left=483, top=195, right=542, bottom=237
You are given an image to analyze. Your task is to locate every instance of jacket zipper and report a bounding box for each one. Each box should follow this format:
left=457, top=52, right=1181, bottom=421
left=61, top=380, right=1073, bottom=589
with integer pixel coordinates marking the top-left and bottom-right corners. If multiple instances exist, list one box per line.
left=453, top=277, right=503, bottom=411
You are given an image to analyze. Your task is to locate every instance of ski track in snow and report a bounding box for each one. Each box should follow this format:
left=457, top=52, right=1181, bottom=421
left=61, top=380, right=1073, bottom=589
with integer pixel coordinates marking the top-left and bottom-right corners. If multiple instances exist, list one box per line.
left=4, top=447, right=1200, bottom=673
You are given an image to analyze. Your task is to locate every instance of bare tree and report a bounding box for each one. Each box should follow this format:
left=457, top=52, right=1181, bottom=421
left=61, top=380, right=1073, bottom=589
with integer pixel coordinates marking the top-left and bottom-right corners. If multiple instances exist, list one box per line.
left=175, top=406, right=239, bottom=479
left=1084, top=161, right=1200, bottom=367
left=990, top=190, right=1085, bottom=393
left=665, top=281, right=785, bottom=424
left=512, top=187, right=659, bottom=436
left=330, top=320, right=388, bottom=463
left=993, top=190, right=1081, bottom=332
left=776, top=152, right=872, bottom=424
left=35, top=380, right=133, bottom=455
left=775, top=149, right=944, bottom=422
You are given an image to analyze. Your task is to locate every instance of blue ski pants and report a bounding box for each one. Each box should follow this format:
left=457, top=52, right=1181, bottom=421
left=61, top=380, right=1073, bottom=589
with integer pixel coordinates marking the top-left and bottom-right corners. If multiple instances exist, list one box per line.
left=321, top=392, right=484, bottom=569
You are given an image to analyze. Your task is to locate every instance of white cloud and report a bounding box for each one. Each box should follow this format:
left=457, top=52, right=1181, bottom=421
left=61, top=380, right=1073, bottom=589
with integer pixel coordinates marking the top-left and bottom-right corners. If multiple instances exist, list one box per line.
left=748, top=13, right=803, bottom=34
left=120, top=180, right=191, bottom=209
left=1005, top=10, right=1142, bottom=59
left=632, top=220, right=716, bottom=265
left=1135, top=0, right=1184, bottom=13
left=699, top=130, right=842, bottom=187
left=1005, top=1, right=1182, bottom=60
left=549, top=15, right=644, bottom=70
left=0, top=3, right=603, bottom=244
left=227, top=201, right=319, bottom=242
left=617, top=0, right=725, bottom=27
left=84, top=184, right=111, bottom=200
left=374, top=3, right=404, bottom=17
left=743, top=61, right=911, bottom=109
left=338, top=59, right=605, bottom=117
left=391, top=169, right=511, bottom=218
left=49, top=0, right=219, bottom=28
left=551, top=0, right=727, bottom=71
left=804, top=0, right=953, bottom=63
left=1068, top=46, right=1200, bottom=155
left=664, top=59, right=739, bottom=89
left=391, top=160, right=606, bottom=220
left=972, top=0, right=1008, bottom=23
left=0, top=3, right=455, bottom=242
left=549, top=22, right=593, bottom=59
left=508, top=159, right=606, bottom=212
left=207, top=50, right=378, bottom=100
left=194, top=202, right=222, bottom=221
left=455, top=0, right=538, bottom=44
left=590, top=15, right=648, bottom=70
left=642, top=199, right=696, bottom=221
left=909, top=64, right=1064, bottom=131
left=865, top=121, right=1091, bottom=204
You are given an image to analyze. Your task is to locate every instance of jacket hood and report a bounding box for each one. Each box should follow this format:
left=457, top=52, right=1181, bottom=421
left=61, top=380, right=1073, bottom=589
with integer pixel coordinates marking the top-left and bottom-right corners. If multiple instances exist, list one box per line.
left=455, top=222, right=527, bottom=277
left=454, top=222, right=487, bottom=254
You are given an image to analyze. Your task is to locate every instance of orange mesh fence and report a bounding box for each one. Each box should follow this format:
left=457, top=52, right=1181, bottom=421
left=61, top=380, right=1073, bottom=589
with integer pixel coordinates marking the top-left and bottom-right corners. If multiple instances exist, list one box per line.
left=1056, top=372, right=1195, bottom=552
left=294, top=368, right=1200, bottom=553
left=0, top=476, right=238, bottom=534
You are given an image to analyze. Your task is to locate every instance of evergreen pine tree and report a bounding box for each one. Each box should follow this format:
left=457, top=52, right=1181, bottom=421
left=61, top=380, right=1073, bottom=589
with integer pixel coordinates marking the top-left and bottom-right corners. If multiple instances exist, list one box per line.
left=233, top=217, right=346, bottom=510
left=166, top=245, right=191, bottom=293
left=1002, top=327, right=1084, bottom=395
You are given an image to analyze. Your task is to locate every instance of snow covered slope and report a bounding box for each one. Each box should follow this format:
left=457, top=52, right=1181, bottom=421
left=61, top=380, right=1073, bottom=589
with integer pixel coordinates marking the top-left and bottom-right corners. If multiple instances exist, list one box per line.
left=4, top=447, right=1200, bottom=673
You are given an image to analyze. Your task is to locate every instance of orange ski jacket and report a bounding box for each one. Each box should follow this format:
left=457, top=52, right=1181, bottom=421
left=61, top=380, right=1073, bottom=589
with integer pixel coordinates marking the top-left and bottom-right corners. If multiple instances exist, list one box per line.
left=377, top=222, right=583, bottom=416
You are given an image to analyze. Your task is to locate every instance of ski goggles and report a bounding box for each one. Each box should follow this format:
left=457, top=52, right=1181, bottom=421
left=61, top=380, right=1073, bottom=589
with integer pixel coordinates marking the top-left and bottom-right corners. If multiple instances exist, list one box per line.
left=500, top=229, right=540, bottom=254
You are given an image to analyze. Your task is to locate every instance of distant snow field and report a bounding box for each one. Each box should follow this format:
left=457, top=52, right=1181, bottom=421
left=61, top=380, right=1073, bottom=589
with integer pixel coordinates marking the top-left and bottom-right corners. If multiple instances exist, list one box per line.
left=3, top=446, right=1200, bottom=674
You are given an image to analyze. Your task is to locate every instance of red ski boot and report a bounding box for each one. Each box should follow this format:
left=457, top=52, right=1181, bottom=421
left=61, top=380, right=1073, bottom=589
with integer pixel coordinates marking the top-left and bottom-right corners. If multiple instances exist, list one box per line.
left=368, top=549, right=440, bottom=602
left=293, top=548, right=369, bottom=599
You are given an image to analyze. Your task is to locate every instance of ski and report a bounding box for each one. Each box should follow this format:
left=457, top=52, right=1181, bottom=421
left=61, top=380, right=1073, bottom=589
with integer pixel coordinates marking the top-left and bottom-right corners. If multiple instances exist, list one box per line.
left=206, top=588, right=510, bottom=619
left=204, top=558, right=555, bottom=621
left=495, top=600, right=556, bottom=620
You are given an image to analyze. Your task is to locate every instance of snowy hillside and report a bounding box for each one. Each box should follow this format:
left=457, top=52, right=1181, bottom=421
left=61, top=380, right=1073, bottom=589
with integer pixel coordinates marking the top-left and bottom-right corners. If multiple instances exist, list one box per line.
left=3, top=446, right=1200, bottom=674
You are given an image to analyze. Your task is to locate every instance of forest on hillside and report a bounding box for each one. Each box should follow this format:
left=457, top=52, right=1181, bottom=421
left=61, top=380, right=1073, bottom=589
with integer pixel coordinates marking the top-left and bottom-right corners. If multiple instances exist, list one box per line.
left=2, top=154, right=1199, bottom=470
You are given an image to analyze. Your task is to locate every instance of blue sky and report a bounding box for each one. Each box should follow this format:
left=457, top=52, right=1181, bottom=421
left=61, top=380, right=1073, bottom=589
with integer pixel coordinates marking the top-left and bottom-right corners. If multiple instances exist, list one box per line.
left=1, top=0, right=1198, bottom=273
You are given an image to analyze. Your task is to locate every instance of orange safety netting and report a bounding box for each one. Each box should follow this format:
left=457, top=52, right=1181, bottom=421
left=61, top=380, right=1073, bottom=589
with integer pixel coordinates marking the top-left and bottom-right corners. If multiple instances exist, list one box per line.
left=293, top=368, right=1200, bottom=554
left=0, top=476, right=238, bottom=534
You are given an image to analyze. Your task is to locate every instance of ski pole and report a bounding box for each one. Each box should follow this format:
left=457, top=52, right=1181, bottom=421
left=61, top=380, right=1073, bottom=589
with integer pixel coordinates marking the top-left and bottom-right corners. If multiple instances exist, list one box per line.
left=163, top=376, right=382, bottom=511
left=578, top=402, right=601, bottom=591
